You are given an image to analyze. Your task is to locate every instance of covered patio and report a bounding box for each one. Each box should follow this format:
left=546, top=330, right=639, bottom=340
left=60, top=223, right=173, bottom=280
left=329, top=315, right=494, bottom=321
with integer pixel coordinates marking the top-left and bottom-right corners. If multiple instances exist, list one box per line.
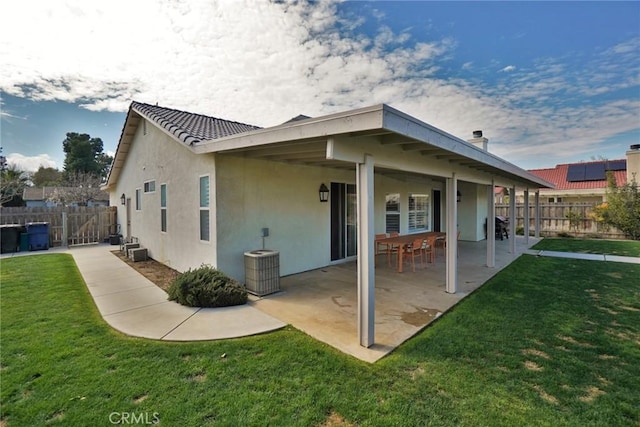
left=252, top=236, right=539, bottom=363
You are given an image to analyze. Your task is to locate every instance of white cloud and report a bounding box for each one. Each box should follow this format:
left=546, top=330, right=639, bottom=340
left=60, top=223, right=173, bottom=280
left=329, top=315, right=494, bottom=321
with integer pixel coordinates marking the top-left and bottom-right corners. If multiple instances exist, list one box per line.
left=0, top=0, right=638, bottom=169
left=6, top=153, right=57, bottom=172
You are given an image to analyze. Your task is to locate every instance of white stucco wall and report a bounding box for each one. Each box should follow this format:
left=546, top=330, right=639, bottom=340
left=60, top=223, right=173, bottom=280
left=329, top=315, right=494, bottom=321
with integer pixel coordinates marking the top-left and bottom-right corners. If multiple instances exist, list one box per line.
left=457, top=181, right=488, bottom=241
left=215, top=155, right=354, bottom=280
left=111, top=121, right=218, bottom=273
left=374, top=174, right=444, bottom=234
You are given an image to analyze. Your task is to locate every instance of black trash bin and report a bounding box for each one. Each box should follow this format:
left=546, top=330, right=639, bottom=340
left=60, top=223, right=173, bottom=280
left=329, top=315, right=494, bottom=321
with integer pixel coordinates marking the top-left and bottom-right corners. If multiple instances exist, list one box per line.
left=26, top=222, right=50, bottom=251
left=0, top=224, right=24, bottom=253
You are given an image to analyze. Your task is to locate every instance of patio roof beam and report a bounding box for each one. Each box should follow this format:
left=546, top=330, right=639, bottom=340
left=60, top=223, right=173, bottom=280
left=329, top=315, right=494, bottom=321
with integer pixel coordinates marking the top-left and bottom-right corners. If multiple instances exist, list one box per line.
left=435, top=154, right=461, bottom=160
left=260, top=152, right=327, bottom=161
left=238, top=141, right=327, bottom=158
left=401, top=143, right=430, bottom=151
left=379, top=134, right=417, bottom=145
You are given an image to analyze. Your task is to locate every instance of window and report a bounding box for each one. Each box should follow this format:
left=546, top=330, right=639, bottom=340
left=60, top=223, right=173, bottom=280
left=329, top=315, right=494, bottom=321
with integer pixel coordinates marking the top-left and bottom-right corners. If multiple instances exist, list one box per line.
left=199, top=176, right=210, bottom=241
left=135, top=189, right=142, bottom=211
left=385, top=193, right=400, bottom=233
left=408, top=193, right=430, bottom=232
left=144, top=180, right=156, bottom=193
left=160, top=184, right=167, bottom=232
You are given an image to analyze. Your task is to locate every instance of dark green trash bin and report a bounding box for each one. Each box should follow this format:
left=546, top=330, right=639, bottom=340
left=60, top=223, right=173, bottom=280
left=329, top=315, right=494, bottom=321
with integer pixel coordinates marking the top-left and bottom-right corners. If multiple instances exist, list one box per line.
left=0, top=225, right=23, bottom=253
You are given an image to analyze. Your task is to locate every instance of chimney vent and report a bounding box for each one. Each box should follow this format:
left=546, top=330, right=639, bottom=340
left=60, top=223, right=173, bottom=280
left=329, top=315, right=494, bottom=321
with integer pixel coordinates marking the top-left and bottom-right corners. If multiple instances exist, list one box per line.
left=630, top=144, right=640, bottom=151
left=468, top=131, right=489, bottom=151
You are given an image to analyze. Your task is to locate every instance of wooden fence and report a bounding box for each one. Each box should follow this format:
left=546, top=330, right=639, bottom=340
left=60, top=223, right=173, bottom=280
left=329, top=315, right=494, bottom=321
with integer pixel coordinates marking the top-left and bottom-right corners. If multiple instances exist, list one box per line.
left=495, top=203, right=625, bottom=239
left=0, top=206, right=117, bottom=247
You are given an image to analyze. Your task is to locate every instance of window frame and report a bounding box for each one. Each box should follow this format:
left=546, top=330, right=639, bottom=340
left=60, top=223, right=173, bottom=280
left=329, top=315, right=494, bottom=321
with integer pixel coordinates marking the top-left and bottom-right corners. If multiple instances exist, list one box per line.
left=135, top=188, right=142, bottom=211
left=407, top=193, right=430, bottom=233
left=385, top=193, right=400, bottom=234
left=199, top=175, right=210, bottom=242
left=160, top=183, right=167, bottom=233
left=144, top=180, right=156, bottom=193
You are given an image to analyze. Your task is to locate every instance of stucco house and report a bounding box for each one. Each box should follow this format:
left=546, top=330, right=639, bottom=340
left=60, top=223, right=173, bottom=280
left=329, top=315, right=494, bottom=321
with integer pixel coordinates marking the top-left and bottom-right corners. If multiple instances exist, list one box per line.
left=104, top=101, right=552, bottom=348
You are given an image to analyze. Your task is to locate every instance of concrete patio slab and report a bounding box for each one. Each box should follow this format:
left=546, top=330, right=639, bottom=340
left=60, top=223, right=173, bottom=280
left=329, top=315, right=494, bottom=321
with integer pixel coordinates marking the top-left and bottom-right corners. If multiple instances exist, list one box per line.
left=253, top=236, right=538, bottom=362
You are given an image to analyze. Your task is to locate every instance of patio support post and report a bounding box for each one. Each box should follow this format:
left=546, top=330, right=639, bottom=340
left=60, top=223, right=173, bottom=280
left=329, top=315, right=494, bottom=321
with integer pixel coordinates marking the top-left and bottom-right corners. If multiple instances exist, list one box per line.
left=486, top=180, right=495, bottom=268
left=356, top=154, right=375, bottom=348
left=534, top=191, right=540, bottom=238
left=445, top=174, right=458, bottom=293
left=509, top=185, right=516, bottom=254
left=524, top=189, right=530, bottom=245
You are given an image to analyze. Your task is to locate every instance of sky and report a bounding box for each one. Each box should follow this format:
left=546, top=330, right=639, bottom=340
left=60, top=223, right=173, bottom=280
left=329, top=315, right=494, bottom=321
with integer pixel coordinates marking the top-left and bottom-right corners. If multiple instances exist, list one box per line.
left=1, top=0, right=639, bottom=173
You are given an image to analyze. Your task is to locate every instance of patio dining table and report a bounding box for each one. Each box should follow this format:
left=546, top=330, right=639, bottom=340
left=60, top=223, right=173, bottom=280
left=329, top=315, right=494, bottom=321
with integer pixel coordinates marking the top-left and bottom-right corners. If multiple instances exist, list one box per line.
left=375, top=231, right=446, bottom=273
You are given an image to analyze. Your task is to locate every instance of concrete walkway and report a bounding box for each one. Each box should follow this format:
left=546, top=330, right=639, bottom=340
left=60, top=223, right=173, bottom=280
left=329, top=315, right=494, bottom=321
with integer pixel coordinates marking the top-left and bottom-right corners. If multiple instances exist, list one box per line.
left=4, top=244, right=286, bottom=341
left=525, top=249, right=640, bottom=264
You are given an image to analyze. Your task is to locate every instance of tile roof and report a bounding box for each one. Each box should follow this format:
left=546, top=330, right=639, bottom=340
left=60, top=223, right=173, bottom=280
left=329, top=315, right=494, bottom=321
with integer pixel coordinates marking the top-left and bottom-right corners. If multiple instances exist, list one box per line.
left=131, top=102, right=261, bottom=145
left=528, top=160, right=627, bottom=191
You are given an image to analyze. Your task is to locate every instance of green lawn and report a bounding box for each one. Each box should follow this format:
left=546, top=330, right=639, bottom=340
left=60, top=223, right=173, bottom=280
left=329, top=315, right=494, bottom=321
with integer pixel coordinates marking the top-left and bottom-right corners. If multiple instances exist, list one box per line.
left=532, top=238, right=640, bottom=257
left=1, top=254, right=639, bottom=426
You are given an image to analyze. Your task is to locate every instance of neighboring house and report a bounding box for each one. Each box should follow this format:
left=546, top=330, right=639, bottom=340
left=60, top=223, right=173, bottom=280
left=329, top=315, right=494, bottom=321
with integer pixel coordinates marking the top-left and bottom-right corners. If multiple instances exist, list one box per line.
left=23, top=187, right=110, bottom=207
left=104, top=101, right=552, bottom=348
left=507, top=147, right=640, bottom=205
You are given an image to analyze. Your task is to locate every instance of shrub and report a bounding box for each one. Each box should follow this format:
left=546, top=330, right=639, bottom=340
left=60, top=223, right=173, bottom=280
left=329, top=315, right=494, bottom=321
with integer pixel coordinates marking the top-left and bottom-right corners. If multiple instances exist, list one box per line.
left=556, top=232, right=574, bottom=238
left=168, top=265, right=247, bottom=308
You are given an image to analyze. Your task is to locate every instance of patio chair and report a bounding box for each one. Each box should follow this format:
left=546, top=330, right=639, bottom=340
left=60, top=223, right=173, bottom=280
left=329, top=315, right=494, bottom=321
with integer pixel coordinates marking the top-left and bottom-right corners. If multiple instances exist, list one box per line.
left=404, top=238, right=428, bottom=272
left=375, top=233, right=389, bottom=255
left=423, top=236, right=437, bottom=264
left=375, top=233, right=389, bottom=267
left=436, top=231, right=460, bottom=257
left=386, top=232, right=401, bottom=267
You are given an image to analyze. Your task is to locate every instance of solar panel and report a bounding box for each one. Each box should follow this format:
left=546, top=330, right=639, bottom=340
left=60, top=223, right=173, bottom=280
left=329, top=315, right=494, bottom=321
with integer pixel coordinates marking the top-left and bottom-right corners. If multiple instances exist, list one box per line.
left=566, top=164, right=586, bottom=182
left=584, top=162, right=606, bottom=181
left=606, top=160, right=626, bottom=171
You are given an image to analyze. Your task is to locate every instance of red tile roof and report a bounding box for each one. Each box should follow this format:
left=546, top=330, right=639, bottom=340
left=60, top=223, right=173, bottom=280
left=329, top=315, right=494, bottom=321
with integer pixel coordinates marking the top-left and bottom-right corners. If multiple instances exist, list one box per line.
left=528, top=160, right=627, bottom=190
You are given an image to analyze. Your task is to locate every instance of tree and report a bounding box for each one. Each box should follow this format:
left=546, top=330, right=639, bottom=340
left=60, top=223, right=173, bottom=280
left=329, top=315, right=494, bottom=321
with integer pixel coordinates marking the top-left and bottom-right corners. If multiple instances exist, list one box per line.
left=598, top=172, right=640, bottom=240
left=0, top=164, right=29, bottom=206
left=564, top=208, right=583, bottom=233
left=32, top=166, right=63, bottom=187
left=48, top=172, right=105, bottom=207
left=62, top=132, right=113, bottom=180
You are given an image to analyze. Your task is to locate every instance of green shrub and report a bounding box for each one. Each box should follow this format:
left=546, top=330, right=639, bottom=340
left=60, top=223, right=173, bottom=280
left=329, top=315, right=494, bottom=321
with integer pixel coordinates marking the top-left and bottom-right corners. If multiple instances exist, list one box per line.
left=556, top=232, right=574, bottom=238
left=168, top=265, right=247, bottom=308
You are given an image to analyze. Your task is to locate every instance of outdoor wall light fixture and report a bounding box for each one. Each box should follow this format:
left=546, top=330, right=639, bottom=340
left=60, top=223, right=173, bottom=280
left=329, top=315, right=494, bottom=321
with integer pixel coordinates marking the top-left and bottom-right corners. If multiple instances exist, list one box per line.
left=457, top=190, right=461, bottom=203
left=319, top=183, right=329, bottom=202
left=120, top=193, right=126, bottom=205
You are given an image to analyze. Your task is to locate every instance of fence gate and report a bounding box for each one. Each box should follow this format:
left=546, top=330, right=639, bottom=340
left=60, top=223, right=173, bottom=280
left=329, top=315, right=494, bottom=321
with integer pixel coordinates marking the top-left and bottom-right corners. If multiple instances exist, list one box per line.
left=0, top=206, right=117, bottom=247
